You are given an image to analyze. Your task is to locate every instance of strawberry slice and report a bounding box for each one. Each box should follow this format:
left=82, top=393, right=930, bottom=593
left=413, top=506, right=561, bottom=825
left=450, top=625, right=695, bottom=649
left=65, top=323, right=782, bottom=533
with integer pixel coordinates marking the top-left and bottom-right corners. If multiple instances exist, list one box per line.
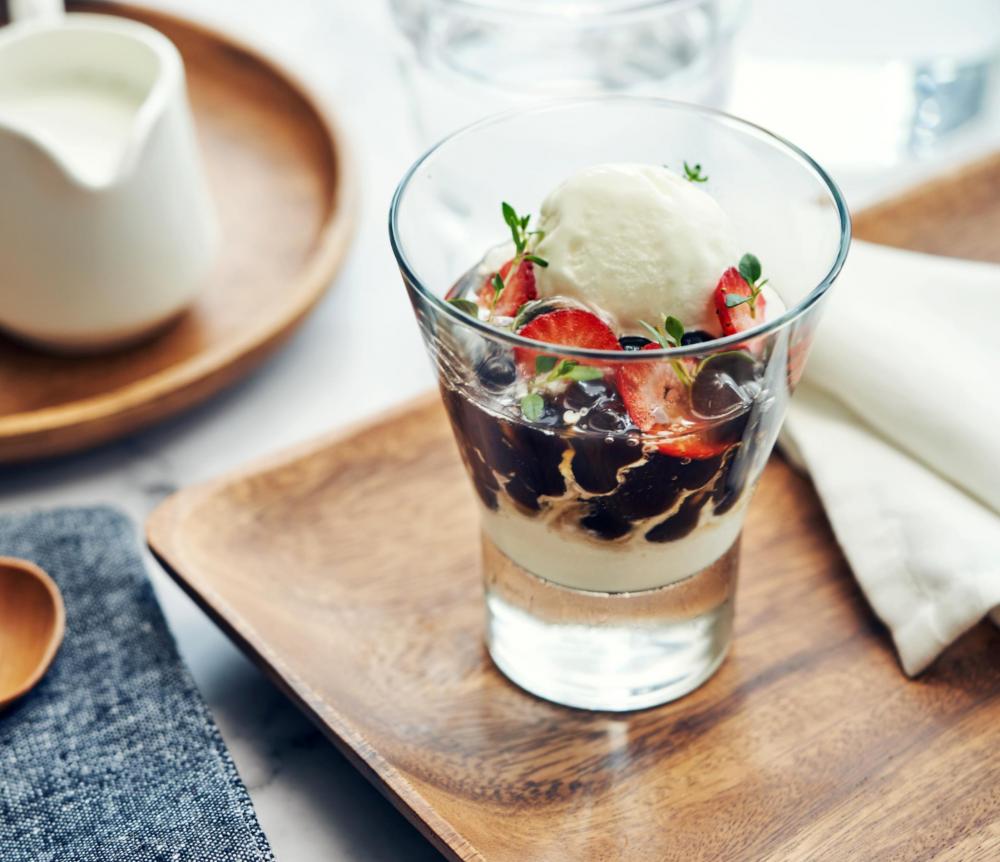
left=514, top=308, right=619, bottom=373
left=714, top=267, right=766, bottom=336
left=656, top=432, right=729, bottom=459
left=615, top=343, right=688, bottom=431
left=616, top=344, right=727, bottom=459
left=477, top=258, right=538, bottom=318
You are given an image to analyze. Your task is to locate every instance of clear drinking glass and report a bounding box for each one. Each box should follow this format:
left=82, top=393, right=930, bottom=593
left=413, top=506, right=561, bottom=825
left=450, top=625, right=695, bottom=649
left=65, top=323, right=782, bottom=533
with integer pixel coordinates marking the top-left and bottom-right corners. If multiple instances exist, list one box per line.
left=390, top=0, right=748, bottom=141
left=390, top=98, right=849, bottom=711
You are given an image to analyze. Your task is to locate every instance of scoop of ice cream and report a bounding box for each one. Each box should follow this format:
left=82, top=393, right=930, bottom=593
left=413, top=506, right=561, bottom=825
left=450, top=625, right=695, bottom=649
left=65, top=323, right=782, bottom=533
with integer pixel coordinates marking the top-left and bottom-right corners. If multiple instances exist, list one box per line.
left=534, top=163, right=736, bottom=334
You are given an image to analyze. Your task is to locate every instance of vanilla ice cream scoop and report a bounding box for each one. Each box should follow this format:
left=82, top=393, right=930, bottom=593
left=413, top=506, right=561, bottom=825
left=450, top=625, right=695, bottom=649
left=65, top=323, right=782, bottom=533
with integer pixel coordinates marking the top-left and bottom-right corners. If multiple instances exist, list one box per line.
left=534, top=163, right=736, bottom=334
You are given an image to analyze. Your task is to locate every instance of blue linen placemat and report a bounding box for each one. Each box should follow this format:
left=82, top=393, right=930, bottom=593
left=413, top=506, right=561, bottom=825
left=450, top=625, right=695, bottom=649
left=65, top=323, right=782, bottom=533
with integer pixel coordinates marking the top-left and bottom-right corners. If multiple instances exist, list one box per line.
left=0, top=507, right=274, bottom=862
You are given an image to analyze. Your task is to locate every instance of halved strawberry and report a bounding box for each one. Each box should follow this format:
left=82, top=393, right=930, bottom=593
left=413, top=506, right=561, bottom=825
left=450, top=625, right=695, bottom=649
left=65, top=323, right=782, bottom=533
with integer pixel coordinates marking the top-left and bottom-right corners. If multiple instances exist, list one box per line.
left=714, top=267, right=766, bottom=336
left=656, top=432, right=730, bottom=459
left=477, top=258, right=537, bottom=318
left=514, top=308, right=619, bottom=373
left=615, top=343, right=685, bottom=431
left=616, top=344, right=727, bottom=459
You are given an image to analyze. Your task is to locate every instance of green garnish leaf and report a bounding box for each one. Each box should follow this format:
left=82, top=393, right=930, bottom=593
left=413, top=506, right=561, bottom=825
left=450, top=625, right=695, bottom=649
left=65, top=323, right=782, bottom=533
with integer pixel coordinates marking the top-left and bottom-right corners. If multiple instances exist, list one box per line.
left=535, top=355, right=558, bottom=374
left=524, top=254, right=549, bottom=267
left=638, top=319, right=668, bottom=348
left=491, top=273, right=505, bottom=299
left=683, top=161, right=708, bottom=183
left=566, top=365, right=603, bottom=382
left=446, top=298, right=480, bottom=317
left=635, top=318, right=693, bottom=388
left=663, top=315, right=685, bottom=348
left=733, top=253, right=767, bottom=317
left=501, top=201, right=531, bottom=253
left=739, top=253, right=762, bottom=285
left=520, top=392, right=544, bottom=421
left=549, top=359, right=577, bottom=381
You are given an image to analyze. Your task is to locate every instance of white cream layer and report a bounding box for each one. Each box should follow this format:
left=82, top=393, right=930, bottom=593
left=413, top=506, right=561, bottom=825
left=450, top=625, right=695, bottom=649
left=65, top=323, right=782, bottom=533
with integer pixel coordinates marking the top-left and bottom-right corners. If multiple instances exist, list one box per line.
left=481, top=496, right=748, bottom=594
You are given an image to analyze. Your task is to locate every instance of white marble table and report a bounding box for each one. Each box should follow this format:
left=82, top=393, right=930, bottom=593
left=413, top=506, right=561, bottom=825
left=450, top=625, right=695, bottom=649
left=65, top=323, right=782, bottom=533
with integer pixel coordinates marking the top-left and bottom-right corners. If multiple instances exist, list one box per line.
left=2, top=2, right=997, bottom=859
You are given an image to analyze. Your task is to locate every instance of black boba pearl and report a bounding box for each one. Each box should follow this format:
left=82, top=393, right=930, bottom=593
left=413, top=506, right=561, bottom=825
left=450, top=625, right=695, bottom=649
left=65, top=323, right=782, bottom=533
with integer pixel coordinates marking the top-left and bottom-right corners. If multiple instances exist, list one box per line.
left=645, top=492, right=712, bottom=543
left=598, top=453, right=683, bottom=521
left=712, top=401, right=769, bottom=514
left=599, top=449, right=726, bottom=522
left=570, top=434, right=643, bottom=494
left=504, top=475, right=542, bottom=512
left=441, top=383, right=566, bottom=513
left=475, top=351, right=517, bottom=393
left=562, top=379, right=614, bottom=411
left=495, top=412, right=567, bottom=509
left=680, top=330, right=714, bottom=346
left=580, top=502, right=633, bottom=540
left=690, top=350, right=759, bottom=419
left=675, top=451, right=725, bottom=491
left=578, top=404, right=633, bottom=434
left=619, top=335, right=654, bottom=351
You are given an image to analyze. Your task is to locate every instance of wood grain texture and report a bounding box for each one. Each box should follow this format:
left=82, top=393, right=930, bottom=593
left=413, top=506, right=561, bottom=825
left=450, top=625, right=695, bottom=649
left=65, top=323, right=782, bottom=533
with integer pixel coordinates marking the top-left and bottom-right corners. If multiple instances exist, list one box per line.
left=0, top=1, right=356, bottom=463
left=147, top=163, right=1000, bottom=860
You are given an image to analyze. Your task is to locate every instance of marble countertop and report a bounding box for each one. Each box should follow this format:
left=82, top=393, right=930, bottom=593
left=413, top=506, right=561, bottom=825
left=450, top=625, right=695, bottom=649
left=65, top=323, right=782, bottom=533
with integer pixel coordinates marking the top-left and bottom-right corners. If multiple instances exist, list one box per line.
left=2, top=1, right=997, bottom=859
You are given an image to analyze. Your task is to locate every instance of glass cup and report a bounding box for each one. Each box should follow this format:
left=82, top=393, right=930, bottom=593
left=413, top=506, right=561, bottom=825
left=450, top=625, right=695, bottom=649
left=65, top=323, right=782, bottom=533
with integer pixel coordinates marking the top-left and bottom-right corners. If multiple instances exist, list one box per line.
left=390, top=98, right=849, bottom=711
left=389, top=0, right=748, bottom=142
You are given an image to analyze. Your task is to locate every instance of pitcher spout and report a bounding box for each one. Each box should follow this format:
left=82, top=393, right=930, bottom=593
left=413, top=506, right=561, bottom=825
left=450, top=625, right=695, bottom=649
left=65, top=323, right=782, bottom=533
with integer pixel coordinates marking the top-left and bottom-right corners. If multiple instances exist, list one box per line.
left=0, top=14, right=182, bottom=190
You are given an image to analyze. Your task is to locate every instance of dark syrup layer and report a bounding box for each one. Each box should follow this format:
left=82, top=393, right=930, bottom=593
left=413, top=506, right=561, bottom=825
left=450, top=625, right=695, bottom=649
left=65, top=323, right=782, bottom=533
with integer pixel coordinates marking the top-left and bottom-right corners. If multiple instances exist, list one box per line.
left=442, top=366, right=774, bottom=545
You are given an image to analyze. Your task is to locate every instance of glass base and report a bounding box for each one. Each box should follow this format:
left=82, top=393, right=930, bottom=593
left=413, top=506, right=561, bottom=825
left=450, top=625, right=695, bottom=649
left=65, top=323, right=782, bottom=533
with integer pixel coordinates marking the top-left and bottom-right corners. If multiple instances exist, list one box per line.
left=483, top=534, right=739, bottom=712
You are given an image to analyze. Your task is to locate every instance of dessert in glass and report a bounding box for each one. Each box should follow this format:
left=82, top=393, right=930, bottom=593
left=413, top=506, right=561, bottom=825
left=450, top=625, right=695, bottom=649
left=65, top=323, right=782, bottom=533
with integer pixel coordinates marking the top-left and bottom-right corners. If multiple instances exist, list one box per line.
left=390, top=98, right=849, bottom=711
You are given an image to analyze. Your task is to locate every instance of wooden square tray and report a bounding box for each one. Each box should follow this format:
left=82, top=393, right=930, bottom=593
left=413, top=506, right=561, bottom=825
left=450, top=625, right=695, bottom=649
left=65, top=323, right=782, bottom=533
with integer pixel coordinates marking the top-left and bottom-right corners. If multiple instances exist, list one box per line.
left=147, top=156, right=1000, bottom=862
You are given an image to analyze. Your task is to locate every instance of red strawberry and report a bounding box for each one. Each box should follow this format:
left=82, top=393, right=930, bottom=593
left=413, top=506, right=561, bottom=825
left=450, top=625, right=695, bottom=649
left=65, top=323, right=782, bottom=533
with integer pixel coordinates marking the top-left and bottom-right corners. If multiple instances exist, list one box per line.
left=714, top=267, right=766, bottom=336
left=615, top=343, right=687, bottom=431
left=656, top=432, right=729, bottom=459
left=514, top=308, right=619, bottom=373
left=477, top=258, right=537, bottom=317
left=616, top=344, right=727, bottom=459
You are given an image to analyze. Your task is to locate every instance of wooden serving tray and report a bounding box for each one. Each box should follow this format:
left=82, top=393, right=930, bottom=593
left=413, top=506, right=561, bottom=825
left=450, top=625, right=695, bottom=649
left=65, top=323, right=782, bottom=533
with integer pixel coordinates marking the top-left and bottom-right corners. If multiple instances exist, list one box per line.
left=0, top=1, right=356, bottom=463
left=148, top=157, right=1000, bottom=862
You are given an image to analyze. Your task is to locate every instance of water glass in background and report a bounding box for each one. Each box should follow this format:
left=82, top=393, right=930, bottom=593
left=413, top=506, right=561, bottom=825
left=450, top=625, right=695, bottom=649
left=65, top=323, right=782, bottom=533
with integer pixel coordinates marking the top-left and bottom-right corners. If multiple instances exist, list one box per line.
left=390, top=0, right=748, bottom=141
left=729, top=0, right=1000, bottom=177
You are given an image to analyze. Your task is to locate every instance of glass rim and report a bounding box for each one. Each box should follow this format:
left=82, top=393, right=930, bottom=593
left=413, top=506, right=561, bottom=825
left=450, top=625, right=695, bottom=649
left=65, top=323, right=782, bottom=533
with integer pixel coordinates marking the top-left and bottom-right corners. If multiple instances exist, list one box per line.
left=389, top=96, right=851, bottom=361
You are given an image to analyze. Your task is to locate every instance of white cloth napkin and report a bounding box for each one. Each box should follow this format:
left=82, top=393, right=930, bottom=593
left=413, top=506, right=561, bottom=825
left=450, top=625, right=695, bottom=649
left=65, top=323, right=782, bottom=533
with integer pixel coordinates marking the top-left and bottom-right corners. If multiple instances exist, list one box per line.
left=781, top=240, right=1000, bottom=676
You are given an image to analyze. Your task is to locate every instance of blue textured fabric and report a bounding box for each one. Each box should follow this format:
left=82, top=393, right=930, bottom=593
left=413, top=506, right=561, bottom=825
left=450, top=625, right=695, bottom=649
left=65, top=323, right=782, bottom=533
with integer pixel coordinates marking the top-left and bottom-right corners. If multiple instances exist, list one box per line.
left=0, top=507, right=274, bottom=862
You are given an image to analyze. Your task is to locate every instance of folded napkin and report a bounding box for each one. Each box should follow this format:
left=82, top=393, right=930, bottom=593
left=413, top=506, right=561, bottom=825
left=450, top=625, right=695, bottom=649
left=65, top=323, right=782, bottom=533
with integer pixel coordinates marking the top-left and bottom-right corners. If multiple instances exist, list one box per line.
left=0, top=508, right=274, bottom=862
left=782, top=241, right=1000, bottom=675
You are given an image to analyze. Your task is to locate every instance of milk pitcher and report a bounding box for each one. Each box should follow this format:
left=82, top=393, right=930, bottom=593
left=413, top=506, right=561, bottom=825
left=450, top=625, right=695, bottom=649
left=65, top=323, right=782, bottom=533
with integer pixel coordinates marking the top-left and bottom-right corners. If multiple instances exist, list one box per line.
left=0, top=8, right=218, bottom=351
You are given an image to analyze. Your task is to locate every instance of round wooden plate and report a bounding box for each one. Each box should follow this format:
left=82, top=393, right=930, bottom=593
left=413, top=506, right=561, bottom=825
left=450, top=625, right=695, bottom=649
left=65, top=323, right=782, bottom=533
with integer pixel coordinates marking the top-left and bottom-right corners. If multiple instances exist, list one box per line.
left=0, top=2, right=356, bottom=464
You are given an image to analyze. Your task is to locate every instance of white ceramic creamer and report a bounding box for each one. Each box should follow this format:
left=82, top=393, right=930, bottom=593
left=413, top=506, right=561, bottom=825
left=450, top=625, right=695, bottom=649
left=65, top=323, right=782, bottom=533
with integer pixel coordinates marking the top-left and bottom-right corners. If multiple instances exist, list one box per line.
left=0, top=10, right=218, bottom=351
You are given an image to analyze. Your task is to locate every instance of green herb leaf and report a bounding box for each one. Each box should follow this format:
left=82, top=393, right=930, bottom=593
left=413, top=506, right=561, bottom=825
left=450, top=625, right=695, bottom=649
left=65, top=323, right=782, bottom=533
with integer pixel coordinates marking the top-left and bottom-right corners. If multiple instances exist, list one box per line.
left=663, top=315, right=685, bottom=347
left=535, top=355, right=558, bottom=374
left=502, top=201, right=519, bottom=229
left=446, top=298, right=480, bottom=317
left=725, top=293, right=751, bottom=308
left=739, top=253, right=762, bottom=285
left=520, top=392, right=544, bottom=421
left=502, top=202, right=528, bottom=253
left=683, top=161, right=708, bottom=183
left=524, top=254, right=549, bottom=267
left=491, top=273, right=505, bottom=298
left=550, top=359, right=577, bottom=381
left=567, top=365, right=603, bottom=382
left=638, top=319, right=668, bottom=348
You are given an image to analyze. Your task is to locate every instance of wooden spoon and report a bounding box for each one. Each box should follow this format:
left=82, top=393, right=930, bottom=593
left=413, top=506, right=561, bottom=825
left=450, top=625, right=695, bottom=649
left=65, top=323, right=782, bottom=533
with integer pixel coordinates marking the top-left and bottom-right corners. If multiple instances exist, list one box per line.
left=0, top=557, right=65, bottom=710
